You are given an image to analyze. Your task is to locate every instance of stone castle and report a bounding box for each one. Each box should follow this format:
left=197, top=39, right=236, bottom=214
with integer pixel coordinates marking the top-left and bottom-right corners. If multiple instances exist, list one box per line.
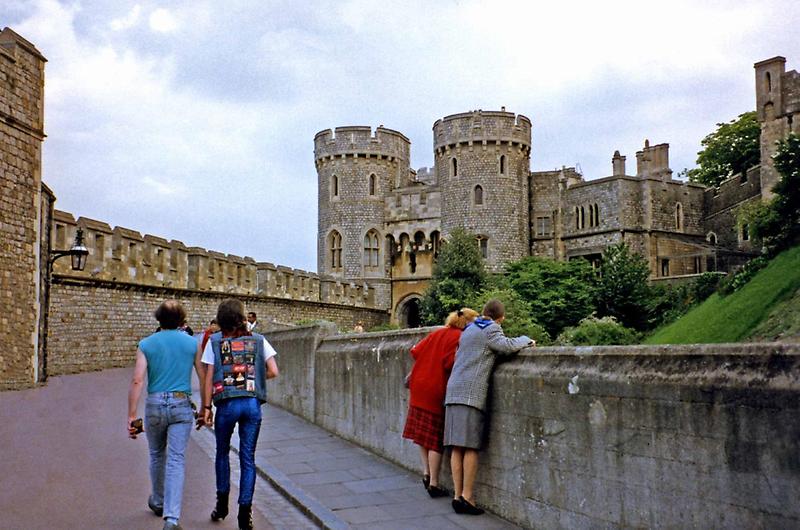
left=0, top=24, right=797, bottom=386
left=316, top=57, right=800, bottom=326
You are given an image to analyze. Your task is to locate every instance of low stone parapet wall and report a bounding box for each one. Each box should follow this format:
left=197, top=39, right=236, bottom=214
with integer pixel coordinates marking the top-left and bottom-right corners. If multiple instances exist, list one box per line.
left=266, top=326, right=800, bottom=528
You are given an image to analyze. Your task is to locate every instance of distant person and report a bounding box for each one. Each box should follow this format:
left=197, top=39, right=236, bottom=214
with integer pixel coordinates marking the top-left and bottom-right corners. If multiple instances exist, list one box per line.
left=444, top=299, right=534, bottom=516
left=128, top=300, right=205, bottom=530
left=353, top=320, right=365, bottom=333
left=246, top=311, right=258, bottom=332
left=179, top=322, right=194, bottom=336
left=202, top=299, right=279, bottom=530
left=200, top=318, right=220, bottom=351
left=402, top=308, right=478, bottom=498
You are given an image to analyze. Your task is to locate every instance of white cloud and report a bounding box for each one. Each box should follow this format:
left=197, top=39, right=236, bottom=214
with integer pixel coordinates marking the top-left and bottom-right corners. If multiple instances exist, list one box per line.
left=149, top=8, right=178, bottom=33
left=110, top=4, right=141, bottom=31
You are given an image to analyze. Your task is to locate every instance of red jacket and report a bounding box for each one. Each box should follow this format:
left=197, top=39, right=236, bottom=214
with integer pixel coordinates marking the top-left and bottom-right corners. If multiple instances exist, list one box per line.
left=408, top=326, right=461, bottom=414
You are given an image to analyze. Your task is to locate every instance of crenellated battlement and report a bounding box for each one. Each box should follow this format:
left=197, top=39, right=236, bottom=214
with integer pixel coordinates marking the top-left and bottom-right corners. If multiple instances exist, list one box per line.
left=433, top=109, right=531, bottom=152
left=52, top=210, right=377, bottom=309
left=314, top=125, right=410, bottom=163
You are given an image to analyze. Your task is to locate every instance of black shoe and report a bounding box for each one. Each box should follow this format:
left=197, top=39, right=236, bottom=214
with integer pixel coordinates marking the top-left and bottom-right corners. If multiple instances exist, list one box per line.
left=459, top=496, right=485, bottom=516
left=452, top=498, right=466, bottom=514
left=427, top=485, right=448, bottom=498
left=148, top=496, right=163, bottom=517
left=163, top=521, right=182, bottom=530
left=422, top=474, right=430, bottom=489
left=238, top=503, right=253, bottom=530
left=211, top=491, right=229, bottom=521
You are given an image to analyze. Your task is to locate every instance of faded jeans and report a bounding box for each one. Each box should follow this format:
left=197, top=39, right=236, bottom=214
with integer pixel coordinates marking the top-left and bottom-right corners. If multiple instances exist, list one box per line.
left=214, top=397, right=262, bottom=505
left=145, top=392, right=193, bottom=522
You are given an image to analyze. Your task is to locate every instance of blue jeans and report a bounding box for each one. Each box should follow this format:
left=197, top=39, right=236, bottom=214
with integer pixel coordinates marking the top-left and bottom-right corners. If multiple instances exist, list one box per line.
left=145, top=392, right=193, bottom=522
left=214, top=397, right=262, bottom=505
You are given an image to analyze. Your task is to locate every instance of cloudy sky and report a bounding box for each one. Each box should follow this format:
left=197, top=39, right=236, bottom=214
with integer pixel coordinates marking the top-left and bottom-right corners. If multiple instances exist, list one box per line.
left=6, top=0, right=799, bottom=271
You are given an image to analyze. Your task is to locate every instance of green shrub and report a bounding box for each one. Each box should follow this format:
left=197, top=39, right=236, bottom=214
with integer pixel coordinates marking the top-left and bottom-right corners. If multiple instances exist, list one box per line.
left=692, top=272, right=724, bottom=301
left=367, top=322, right=401, bottom=332
left=557, top=315, right=639, bottom=346
left=719, top=256, right=769, bottom=295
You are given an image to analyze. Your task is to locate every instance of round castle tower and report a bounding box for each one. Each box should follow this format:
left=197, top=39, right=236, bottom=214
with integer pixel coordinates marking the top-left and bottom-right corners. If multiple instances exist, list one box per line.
left=433, top=110, right=532, bottom=272
left=314, top=125, right=411, bottom=310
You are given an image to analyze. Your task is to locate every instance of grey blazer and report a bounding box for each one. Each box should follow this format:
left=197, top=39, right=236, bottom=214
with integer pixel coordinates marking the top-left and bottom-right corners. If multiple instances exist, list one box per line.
left=444, top=319, right=531, bottom=412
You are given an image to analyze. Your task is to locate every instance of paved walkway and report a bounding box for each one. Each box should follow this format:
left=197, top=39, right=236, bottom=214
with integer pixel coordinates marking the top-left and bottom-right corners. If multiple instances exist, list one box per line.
left=1, top=368, right=520, bottom=529
left=219, top=405, right=520, bottom=530
left=0, top=368, right=313, bottom=529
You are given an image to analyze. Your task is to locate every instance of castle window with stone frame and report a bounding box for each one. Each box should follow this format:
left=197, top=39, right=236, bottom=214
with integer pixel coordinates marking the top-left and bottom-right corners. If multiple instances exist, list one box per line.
left=765, top=71, right=772, bottom=93
left=363, top=230, right=380, bottom=269
left=499, top=155, right=506, bottom=175
left=536, top=216, right=551, bottom=237
left=331, top=174, right=339, bottom=198
left=369, top=174, right=376, bottom=196
left=476, top=235, right=489, bottom=259
left=474, top=185, right=484, bottom=206
left=329, top=231, right=343, bottom=270
left=675, top=202, right=684, bottom=232
left=741, top=224, right=750, bottom=241
left=661, top=258, right=670, bottom=277
left=430, top=230, right=440, bottom=256
left=451, top=157, right=458, bottom=177
left=588, top=203, right=600, bottom=228
left=707, top=232, right=717, bottom=246
left=575, top=206, right=586, bottom=230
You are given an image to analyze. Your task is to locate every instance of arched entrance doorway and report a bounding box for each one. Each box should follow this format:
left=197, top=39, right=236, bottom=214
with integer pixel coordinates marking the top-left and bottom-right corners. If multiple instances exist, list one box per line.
left=396, top=295, right=422, bottom=328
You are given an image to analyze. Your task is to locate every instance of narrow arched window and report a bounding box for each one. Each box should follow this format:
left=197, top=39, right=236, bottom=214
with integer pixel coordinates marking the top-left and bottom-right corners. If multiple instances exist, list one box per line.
left=707, top=232, right=717, bottom=246
left=476, top=236, right=488, bottom=259
left=675, top=202, right=684, bottom=231
left=766, top=72, right=772, bottom=93
left=575, top=206, right=580, bottom=230
left=593, top=203, right=600, bottom=227
left=332, top=175, right=339, bottom=198
left=430, top=231, right=440, bottom=255
left=499, top=155, right=506, bottom=175
left=369, top=174, right=376, bottom=196
left=451, top=157, right=458, bottom=177
left=329, top=231, right=342, bottom=270
left=474, top=185, right=484, bottom=205
left=363, top=230, right=380, bottom=268
left=580, top=206, right=586, bottom=229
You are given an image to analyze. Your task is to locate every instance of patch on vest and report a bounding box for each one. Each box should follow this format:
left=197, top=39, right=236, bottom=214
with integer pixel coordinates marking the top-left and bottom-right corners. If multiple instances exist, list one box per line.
left=216, top=337, right=258, bottom=395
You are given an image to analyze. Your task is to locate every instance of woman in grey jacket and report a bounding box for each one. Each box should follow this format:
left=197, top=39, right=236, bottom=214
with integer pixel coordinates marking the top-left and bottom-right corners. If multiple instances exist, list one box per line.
left=444, top=299, right=534, bottom=515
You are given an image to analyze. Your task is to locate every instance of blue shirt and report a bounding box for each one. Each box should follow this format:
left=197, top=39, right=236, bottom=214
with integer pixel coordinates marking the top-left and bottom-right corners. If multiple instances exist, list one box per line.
left=139, top=329, right=197, bottom=393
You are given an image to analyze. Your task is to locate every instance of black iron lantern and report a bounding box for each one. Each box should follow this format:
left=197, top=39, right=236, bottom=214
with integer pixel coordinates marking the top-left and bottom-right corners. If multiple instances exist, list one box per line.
left=50, top=227, right=90, bottom=272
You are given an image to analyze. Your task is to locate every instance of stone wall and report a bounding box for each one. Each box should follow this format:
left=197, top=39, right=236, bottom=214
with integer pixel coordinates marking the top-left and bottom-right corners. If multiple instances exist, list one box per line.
left=0, top=28, right=47, bottom=389
left=46, top=277, right=388, bottom=376
left=266, top=327, right=800, bottom=528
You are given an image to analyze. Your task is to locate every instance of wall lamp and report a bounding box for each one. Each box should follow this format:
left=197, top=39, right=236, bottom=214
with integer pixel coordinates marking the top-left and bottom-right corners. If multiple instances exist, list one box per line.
left=50, top=227, right=89, bottom=271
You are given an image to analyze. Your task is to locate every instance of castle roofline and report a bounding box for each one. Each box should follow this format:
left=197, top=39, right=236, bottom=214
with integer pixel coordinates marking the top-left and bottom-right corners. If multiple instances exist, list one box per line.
left=754, top=56, right=786, bottom=68
left=564, top=174, right=706, bottom=189
left=314, top=125, right=410, bottom=144
left=0, top=27, right=47, bottom=61
left=433, top=110, right=531, bottom=128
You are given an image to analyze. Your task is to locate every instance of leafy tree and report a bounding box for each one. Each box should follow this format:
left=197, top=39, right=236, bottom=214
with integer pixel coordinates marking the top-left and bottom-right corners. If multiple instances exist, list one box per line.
left=420, top=228, right=487, bottom=325
left=467, top=287, right=551, bottom=345
left=504, top=256, right=596, bottom=337
left=688, top=111, right=760, bottom=187
left=596, top=243, right=651, bottom=330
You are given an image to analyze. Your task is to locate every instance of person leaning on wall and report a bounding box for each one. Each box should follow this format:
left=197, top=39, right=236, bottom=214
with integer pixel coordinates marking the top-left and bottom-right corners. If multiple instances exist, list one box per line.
left=444, top=299, right=534, bottom=516
left=128, top=299, right=206, bottom=530
left=402, top=307, right=479, bottom=498
left=201, top=299, right=279, bottom=530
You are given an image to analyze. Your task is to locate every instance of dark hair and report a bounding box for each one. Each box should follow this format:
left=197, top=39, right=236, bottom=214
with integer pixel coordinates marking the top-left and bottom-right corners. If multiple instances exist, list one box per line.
left=247, top=312, right=257, bottom=319
left=482, top=299, right=505, bottom=321
left=154, top=300, right=186, bottom=330
left=217, top=299, right=249, bottom=335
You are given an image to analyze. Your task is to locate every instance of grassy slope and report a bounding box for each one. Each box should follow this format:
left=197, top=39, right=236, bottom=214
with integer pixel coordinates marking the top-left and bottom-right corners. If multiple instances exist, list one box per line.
left=645, top=245, right=800, bottom=344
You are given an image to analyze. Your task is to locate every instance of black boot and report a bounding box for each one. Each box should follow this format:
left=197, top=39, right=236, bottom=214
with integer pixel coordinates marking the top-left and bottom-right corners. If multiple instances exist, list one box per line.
left=238, top=503, right=253, bottom=530
left=210, top=492, right=229, bottom=521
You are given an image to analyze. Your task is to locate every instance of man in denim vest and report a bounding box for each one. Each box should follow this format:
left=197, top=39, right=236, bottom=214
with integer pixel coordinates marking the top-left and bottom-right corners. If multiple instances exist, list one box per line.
left=201, top=299, right=279, bottom=530
left=128, top=300, right=205, bottom=530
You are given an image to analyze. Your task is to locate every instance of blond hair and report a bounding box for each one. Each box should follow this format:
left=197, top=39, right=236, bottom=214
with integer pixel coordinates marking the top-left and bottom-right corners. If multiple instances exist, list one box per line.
left=444, top=307, right=479, bottom=329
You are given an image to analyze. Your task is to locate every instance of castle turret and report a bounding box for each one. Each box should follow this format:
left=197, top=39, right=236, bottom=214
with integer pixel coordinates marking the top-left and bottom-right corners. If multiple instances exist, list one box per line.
left=314, top=125, right=411, bottom=309
left=755, top=56, right=799, bottom=200
left=433, top=109, right=531, bottom=271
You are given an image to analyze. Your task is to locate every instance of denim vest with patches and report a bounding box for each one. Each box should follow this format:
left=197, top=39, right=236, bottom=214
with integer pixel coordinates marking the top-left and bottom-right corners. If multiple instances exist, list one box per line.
left=210, top=332, right=267, bottom=404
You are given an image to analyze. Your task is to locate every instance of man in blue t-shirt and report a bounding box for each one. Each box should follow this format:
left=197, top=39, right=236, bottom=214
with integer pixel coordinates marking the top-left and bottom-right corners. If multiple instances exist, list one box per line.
left=128, top=300, right=204, bottom=530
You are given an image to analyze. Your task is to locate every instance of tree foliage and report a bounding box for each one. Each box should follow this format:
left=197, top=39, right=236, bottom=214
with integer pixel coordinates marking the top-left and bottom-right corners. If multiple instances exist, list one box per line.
left=556, top=316, right=639, bottom=346
left=467, top=287, right=551, bottom=345
left=504, top=256, right=596, bottom=337
left=596, top=243, right=651, bottom=330
left=687, top=111, right=760, bottom=187
left=419, top=228, right=487, bottom=325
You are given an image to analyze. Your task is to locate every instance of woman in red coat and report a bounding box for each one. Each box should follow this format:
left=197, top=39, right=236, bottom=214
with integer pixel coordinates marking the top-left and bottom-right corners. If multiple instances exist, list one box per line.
left=402, top=307, right=478, bottom=497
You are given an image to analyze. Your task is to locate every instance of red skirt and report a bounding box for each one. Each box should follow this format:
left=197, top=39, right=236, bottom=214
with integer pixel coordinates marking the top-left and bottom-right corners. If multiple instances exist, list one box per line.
left=402, top=405, right=445, bottom=453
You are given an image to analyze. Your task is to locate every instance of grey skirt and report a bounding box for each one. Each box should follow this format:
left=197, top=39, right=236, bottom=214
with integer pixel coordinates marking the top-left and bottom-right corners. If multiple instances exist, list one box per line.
left=443, top=404, right=485, bottom=450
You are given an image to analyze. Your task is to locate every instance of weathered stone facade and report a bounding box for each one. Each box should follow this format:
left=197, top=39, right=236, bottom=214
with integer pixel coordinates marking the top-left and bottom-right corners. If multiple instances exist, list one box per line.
left=317, top=57, right=799, bottom=320
left=0, top=28, right=47, bottom=389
